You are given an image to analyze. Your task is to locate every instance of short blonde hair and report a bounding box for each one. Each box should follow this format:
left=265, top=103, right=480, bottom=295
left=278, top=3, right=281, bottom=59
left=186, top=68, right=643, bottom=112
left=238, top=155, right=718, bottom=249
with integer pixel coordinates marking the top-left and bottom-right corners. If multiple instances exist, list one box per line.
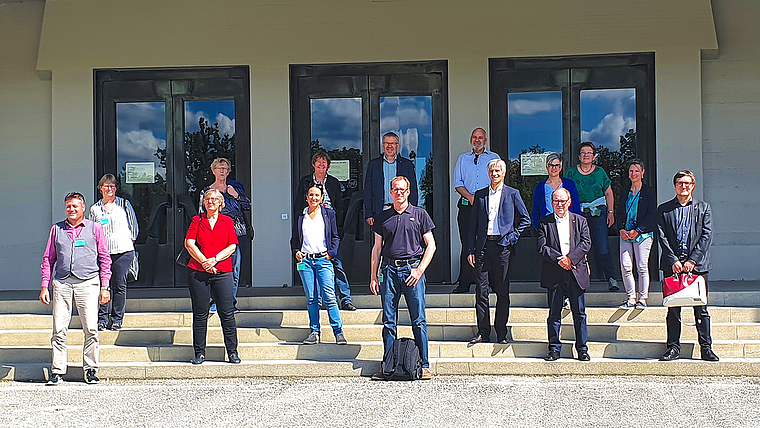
left=202, top=188, right=225, bottom=210
left=390, top=176, right=410, bottom=190
left=210, top=157, right=232, bottom=172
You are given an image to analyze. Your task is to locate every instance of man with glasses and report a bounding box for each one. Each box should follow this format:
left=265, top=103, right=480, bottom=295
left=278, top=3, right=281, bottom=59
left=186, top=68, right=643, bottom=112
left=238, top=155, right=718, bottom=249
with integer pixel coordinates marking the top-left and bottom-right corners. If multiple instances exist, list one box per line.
left=40, top=192, right=112, bottom=385
left=537, top=188, right=592, bottom=361
left=364, top=132, right=418, bottom=226
left=370, top=176, right=436, bottom=380
left=657, top=170, right=719, bottom=362
left=452, top=128, right=501, bottom=293
left=467, top=159, right=530, bottom=344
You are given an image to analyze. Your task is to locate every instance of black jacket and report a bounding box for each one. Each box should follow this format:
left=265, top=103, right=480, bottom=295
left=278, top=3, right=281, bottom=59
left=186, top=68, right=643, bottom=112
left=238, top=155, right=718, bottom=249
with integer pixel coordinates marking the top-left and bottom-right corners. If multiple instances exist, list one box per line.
left=615, top=184, right=656, bottom=234
left=537, top=213, right=592, bottom=290
left=363, top=156, right=418, bottom=220
left=657, top=197, right=712, bottom=274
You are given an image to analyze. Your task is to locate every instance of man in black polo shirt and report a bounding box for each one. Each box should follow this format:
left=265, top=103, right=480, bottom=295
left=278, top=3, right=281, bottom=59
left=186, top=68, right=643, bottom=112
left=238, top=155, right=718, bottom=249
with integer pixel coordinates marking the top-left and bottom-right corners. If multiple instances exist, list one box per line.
left=370, top=176, right=436, bottom=380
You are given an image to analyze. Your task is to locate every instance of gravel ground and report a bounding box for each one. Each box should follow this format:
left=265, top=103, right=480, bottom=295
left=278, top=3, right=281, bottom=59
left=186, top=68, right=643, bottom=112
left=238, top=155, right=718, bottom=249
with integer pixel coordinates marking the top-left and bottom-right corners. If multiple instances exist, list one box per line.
left=3, top=375, right=760, bottom=428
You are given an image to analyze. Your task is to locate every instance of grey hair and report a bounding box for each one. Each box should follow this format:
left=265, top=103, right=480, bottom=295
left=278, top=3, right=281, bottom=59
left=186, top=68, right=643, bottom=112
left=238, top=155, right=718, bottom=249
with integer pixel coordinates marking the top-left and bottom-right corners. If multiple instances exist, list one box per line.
left=545, top=153, right=562, bottom=169
left=487, top=158, right=507, bottom=173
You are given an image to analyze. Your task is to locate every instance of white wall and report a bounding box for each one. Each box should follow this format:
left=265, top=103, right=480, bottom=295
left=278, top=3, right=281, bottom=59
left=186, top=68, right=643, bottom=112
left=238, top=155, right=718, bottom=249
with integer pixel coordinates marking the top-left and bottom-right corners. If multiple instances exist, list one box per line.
left=0, top=1, right=52, bottom=290
left=0, top=0, right=733, bottom=289
left=701, top=0, right=760, bottom=280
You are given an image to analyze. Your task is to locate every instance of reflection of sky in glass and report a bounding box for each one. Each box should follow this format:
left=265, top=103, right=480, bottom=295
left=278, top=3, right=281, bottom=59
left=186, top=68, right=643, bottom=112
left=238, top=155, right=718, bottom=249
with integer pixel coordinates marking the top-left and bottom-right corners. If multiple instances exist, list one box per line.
left=116, top=102, right=167, bottom=178
left=580, top=88, right=635, bottom=150
left=380, top=96, right=433, bottom=205
left=185, top=100, right=235, bottom=136
left=310, top=98, right=362, bottom=151
left=508, top=92, right=563, bottom=160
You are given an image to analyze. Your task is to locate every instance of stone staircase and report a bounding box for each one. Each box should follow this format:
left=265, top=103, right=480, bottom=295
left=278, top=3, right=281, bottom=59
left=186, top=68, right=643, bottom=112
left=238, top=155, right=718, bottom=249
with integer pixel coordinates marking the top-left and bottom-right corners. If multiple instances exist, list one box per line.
left=2, top=283, right=760, bottom=381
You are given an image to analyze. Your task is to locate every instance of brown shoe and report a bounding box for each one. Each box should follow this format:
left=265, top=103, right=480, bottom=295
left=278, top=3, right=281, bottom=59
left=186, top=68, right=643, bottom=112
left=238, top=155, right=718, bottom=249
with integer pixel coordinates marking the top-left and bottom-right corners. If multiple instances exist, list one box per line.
left=420, top=368, right=432, bottom=380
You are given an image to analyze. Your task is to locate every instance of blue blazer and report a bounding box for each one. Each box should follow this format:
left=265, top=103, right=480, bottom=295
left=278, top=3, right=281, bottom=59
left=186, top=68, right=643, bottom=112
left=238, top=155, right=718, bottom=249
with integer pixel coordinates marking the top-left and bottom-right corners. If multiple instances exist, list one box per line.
left=290, top=207, right=340, bottom=259
left=363, top=155, right=418, bottom=220
left=531, top=177, right=581, bottom=230
left=468, top=185, right=531, bottom=254
left=616, top=184, right=656, bottom=234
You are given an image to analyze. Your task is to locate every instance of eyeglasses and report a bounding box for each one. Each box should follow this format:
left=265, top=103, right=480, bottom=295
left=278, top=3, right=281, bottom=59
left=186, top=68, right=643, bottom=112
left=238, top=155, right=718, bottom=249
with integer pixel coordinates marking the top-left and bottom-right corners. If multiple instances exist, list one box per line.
left=204, top=197, right=220, bottom=202
left=547, top=163, right=562, bottom=168
left=675, top=181, right=694, bottom=187
left=101, top=185, right=117, bottom=189
left=391, top=188, right=408, bottom=193
left=383, top=142, right=399, bottom=146
left=579, top=151, right=595, bottom=155
left=551, top=199, right=570, bottom=205
left=214, top=167, right=229, bottom=171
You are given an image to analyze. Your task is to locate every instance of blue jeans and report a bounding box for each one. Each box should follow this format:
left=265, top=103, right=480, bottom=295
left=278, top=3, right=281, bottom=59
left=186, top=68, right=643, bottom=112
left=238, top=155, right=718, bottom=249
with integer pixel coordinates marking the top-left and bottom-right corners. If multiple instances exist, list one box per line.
left=583, top=206, right=616, bottom=281
left=380, top=263, right=429, bottom=368
left=332, top=247, right=352, bottom=306
left=299, top=257, right=343, bottom=334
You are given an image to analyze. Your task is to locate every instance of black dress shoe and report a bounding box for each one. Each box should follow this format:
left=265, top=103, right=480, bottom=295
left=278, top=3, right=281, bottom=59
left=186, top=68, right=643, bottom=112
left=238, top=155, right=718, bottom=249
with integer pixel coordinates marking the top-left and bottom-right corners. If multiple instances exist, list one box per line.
left=468, top=334, right=489, bottom=345
left=191, top=354, right=205, bottom=365
left=342, top=302, right=357, bottom=311
left=577, top=351, right=591, bottom=361
left=659, top=348, right=680, bottom=361
left=544, top=350, right=560, bottom=361
left=227, top=351, right=241, bottom=364
left=452, top=285, right=470, bottom=294
left=701, top=348, right=719, bottom=362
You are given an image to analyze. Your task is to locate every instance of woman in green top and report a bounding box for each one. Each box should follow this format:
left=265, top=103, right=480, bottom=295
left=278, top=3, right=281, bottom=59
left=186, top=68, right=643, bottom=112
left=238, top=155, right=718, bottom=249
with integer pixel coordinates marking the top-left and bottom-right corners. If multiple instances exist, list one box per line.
left=565, top=142, right=619, bottom=291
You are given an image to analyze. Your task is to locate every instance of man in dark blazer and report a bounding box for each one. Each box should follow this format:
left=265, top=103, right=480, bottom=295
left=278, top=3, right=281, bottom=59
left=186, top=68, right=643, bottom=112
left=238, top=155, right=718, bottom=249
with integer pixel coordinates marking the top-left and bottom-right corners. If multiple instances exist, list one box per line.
left=537, top=188, right=592, bottom=361
left=657, top=170, right=718, bottom=362
left=363, top=132, right=418, bottom=226
left=467, top=159, right=530, bottom=344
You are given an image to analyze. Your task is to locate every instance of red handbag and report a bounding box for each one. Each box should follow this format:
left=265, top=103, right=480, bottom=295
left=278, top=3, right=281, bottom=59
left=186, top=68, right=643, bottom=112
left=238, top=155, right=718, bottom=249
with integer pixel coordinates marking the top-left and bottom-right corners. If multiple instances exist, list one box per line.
left=662, top=273, right=707, bottom=307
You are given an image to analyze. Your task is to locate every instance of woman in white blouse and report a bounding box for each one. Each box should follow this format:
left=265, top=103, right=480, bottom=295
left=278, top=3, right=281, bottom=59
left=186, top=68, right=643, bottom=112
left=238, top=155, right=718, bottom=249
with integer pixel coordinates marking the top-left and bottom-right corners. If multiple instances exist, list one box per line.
left=89, top=174, right=139, bottom=331
left=290, top=184, right=346, bottom=346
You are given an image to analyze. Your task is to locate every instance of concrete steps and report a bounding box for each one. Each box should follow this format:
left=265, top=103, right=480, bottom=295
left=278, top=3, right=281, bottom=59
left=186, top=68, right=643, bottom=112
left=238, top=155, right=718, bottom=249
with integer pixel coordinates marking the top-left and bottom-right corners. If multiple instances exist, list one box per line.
left=2, top=287, right=760, bottom=380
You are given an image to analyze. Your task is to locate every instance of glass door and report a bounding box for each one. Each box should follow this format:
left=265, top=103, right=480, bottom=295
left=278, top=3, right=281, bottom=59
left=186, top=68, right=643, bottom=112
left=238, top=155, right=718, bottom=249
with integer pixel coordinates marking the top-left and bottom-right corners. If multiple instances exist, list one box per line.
left=291, top=61, right=450, bottom=284
left=489, top=54, right=655, bottom=281
left=96, top=67, right=250, bottom=287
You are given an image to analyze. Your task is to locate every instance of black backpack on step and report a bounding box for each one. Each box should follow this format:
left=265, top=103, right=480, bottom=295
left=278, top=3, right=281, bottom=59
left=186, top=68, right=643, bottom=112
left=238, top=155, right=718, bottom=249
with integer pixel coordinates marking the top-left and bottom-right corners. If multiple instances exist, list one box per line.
left=380, top=337, right=423, bottom=381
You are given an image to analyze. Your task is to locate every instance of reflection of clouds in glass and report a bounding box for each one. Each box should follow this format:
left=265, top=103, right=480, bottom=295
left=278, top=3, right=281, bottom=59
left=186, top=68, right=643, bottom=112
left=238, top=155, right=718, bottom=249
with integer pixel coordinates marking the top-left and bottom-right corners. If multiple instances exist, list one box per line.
left=380, top=96, right=432, bottom=158
left=117, top=102, right=166, bottom=138
left=581, top=88, right=636, bottom=149
left=116, top=129, right=166, bottom=175
left=581, top=114, right=635, bottom=150
left=383, top=127, right=419, bottom=157
left=184, top=110, right=235, bottom=137
left=311, top=98, right=362, bottom=151
left=509, top=98, right=561, bottom=115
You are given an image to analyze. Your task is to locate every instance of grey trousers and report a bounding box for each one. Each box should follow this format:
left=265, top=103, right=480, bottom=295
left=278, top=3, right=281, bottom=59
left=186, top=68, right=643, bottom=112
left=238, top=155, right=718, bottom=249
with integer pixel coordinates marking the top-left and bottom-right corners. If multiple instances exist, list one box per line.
left=51, top=276, right=101, bottom=374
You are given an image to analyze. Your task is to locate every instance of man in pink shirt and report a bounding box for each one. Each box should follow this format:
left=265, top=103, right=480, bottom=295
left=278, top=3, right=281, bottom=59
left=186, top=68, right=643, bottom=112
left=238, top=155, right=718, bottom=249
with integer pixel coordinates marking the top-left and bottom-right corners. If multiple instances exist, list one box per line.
left=40, top=192, right=112, bottom=385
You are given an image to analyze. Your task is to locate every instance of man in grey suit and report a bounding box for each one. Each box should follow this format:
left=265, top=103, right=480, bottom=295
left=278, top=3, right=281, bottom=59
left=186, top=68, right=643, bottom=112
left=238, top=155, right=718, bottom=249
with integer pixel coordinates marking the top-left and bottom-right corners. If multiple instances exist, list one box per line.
left=537, top=188, right=592, bottom=361
left=657, top=170, right=719, bottom=362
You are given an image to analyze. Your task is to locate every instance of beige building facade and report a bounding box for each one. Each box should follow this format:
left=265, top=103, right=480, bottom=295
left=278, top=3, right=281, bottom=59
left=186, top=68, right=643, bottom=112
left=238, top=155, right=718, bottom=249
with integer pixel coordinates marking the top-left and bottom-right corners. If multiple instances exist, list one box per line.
left=0, top=0, right=757, bottom=291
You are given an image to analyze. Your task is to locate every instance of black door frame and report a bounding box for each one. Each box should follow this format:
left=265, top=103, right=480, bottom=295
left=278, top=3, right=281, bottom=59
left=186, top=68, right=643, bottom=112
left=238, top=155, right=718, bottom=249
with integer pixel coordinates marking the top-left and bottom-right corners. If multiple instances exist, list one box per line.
left=488, top=53, right=657, bottom=281
left=94, top=66, right=251, bottom=287
left=290, top=60, right=451, bottom=284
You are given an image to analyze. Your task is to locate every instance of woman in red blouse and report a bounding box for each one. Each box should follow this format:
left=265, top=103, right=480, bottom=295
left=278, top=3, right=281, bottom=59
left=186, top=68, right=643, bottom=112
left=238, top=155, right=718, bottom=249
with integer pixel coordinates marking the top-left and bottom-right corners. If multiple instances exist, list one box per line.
left=185, top=189, right=240, bottom=365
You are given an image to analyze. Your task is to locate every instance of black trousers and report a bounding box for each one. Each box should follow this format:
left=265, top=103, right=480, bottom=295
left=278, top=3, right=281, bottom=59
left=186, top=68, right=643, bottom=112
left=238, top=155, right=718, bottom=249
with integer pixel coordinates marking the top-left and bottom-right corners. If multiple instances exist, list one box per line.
left=456, top=200, right=474, bottom=286
left=473, top=240, right=512, bottom=340
left=547, top=272, right=588, bottom=352
left=98, top=250, right=134, bottom=327
left=188, top=270, right=238, bottom=356
left=665, top=272, right=712, bottom=352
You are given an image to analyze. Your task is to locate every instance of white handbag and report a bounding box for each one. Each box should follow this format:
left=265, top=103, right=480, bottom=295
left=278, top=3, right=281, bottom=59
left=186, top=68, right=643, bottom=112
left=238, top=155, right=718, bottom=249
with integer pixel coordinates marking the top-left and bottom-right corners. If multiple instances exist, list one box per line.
left=662, top=273, right=707, bottom=307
